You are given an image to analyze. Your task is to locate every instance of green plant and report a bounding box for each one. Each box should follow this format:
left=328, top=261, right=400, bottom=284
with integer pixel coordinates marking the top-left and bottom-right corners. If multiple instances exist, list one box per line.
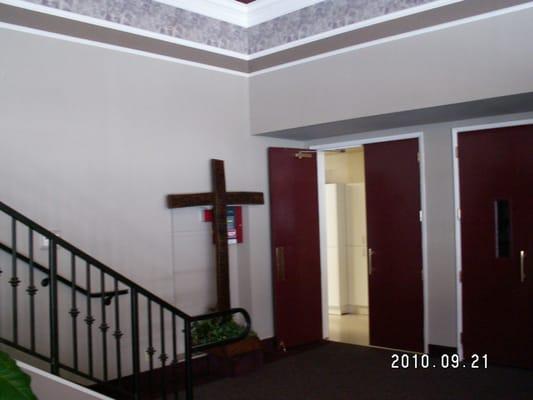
left=0, top=351, right=37, bottom=400
left=191, top=317, right=252, bottom=347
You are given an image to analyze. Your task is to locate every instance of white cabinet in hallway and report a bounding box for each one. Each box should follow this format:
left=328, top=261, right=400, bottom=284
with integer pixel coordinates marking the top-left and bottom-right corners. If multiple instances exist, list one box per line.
left=326, top=183, right=368, bottom=316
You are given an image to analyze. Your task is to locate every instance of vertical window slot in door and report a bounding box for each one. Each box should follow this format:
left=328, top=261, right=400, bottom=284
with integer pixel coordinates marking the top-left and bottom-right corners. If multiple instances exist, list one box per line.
left=494, top=200, right=511, bottom=258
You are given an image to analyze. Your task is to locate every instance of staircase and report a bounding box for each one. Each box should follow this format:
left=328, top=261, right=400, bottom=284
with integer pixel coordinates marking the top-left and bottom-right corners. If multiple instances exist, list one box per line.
left=0, top=200, right=251, bottom=399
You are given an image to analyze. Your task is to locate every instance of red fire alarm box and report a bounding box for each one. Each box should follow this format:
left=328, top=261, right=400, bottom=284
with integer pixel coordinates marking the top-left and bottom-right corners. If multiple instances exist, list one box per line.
left=203, top=206, right=243, bottom=244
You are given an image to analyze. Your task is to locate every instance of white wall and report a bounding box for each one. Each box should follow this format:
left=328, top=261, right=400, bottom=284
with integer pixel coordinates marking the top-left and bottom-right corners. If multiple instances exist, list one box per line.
left=19, top=361, right=112, bottom=400
left=345, top=183, right=368, bottom=312
left=0, top=26, right=303, bottom=358
left=325, top=151, right=368, bottom=315
left=325, top=183, right=348, bottom=315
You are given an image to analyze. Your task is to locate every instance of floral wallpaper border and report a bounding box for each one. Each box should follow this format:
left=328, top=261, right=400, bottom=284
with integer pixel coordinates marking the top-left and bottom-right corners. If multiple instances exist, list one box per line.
left=21, top=0, right=439, bottom=55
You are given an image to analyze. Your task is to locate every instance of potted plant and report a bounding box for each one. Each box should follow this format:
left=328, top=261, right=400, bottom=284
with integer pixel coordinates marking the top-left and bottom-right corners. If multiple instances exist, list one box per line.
left=191, top=317, right=263, bottom=377
left=0, top=351, right=38, bottom=400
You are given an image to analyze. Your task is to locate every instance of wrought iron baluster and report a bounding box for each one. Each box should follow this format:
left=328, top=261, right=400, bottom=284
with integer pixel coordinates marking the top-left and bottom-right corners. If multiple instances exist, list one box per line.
left=113, top=278, right=123, bottom=385
left=184, top=319, right=193, bottom=400
left=0, top=200, right=256, bottom=400
left=147, top=298, right=155, bottom=395
left=130, top=288, right=141, bottom=400
left=10, top=218, right=20, bottom=344
left=159, top=306, right=168, bottom=400
left=49, top=239, right=59, bottom=375
left=27, top=229, right=37, bottom=352
left=70, top=253, right=79, bottom=370
left=85, top=262, right=94, bottom=377
left=172, top=313, right=179, bottom=400
left=100, top=270, right=109, bottom=381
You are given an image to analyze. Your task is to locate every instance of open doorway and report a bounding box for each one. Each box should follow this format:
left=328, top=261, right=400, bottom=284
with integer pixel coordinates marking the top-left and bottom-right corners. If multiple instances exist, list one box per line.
left=317, top=136, right=426, bottom=353
left=268, top=136, right=426, bottom=352
left=324, top=147, right=369, bottom=346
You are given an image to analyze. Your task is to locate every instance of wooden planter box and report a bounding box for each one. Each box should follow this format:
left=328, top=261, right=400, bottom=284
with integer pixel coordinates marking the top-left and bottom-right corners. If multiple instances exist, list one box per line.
left=207, top=336, right=263, bottom=377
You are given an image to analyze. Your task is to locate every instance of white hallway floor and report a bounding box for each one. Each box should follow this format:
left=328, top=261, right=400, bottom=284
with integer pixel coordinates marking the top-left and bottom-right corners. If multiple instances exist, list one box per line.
left=328, top=314, right=369, bottom=346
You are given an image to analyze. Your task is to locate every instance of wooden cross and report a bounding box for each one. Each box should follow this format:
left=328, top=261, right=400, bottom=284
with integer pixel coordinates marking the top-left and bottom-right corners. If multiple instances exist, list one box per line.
left=167, top=159, right=264, bottom=311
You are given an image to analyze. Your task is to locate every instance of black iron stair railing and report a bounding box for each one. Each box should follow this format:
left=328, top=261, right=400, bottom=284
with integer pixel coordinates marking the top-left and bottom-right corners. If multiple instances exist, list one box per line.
left=0, top=200, right=251, bottom=400
left=0, top=241, right=129, bottom=302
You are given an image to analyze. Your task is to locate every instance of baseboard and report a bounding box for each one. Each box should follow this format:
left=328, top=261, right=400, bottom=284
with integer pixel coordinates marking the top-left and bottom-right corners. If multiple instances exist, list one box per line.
left=328, top=306, right=343, bottom=315
left=428, top=344, right=457, bottom=357
left=330, top=304, right=368, bottom=315
left=346, top=305, right=368, bottom=315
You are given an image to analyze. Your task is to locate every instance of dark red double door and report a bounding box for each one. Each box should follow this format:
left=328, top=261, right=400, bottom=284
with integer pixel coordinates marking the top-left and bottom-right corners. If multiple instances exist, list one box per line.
left=268, top=148, right=323, bottom=348
left=268, top=140, right=424, bottom=352
left=365, top=139, right=424, bottom=352
left=459, top=125, right=532, bottom=368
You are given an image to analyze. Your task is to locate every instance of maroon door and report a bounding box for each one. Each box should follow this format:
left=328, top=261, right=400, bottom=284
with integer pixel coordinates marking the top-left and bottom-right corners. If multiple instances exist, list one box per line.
left=364, top=139, right=424, bottom=352
left=268, top=148, right=322, bottom=348
left=459, top=125, right=532, bottom=368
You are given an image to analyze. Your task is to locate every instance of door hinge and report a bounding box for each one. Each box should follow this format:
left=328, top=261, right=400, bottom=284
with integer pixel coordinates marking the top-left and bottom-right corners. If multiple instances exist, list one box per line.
left=456, top=208, right=461, bottom=220
left=455, top=146, right=459, bottom=158
left=417, top=152, right=420, bottom=163
left=419, top=210, right=423, bottom=222
left=460, top=332, right=464, bottom=344
left=459, top=270, right=463, bottom=283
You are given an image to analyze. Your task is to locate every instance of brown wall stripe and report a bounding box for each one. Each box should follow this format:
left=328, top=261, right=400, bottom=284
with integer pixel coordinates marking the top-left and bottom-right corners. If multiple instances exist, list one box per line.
left=0, top=3, right=249, bottom=73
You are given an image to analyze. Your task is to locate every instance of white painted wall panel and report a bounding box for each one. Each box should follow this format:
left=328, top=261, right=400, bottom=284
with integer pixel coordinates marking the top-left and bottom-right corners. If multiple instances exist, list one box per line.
left=0, top=27, right=303, bottom=353
left=345, top=183, right=368, bottom=309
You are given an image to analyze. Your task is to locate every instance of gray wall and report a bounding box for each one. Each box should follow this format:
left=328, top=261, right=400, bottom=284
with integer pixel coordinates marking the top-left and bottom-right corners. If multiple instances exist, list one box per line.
left=247, top=3, right=533, bottom=348
left=249, top=5, right=533, bottom=134
left=2, top=2, right=532, bottom=364
left=307, top=111, right=533, bottom=346
left=0, top=26, right=302, bottom=353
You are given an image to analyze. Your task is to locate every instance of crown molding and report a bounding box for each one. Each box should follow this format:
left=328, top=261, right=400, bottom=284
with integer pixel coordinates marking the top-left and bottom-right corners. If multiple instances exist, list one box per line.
left=154, top=0, right=326, bottom=27
left=0, top=0, right=251, bottom=59
left=3, top=0, right=533, bottom=77
left=0, top=0, right=463, bottom=59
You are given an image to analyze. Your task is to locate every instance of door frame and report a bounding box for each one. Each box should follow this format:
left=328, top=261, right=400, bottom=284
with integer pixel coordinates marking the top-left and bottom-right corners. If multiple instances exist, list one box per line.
left=311, top=132, right=429, bottom=353
left=452, top=118, right=533, bottom=359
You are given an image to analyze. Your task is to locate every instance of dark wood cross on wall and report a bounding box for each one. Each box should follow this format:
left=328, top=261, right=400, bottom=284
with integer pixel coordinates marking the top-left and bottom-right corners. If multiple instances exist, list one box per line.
left=167, top=159, right=264, bottom=311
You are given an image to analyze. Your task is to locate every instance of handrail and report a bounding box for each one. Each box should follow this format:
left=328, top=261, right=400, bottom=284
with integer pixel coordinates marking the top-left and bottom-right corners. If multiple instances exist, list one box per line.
left=0, top=241, right=128, bottom=300
left=0, top=200, right=192, bottom=320
left=0, top=199, right=253, bottom=400
left=0, top=201, right=251, bottom=324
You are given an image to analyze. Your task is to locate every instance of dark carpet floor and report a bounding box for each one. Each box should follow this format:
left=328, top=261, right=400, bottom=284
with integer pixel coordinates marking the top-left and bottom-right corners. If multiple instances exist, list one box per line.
left=192, top=342, right=533, bottom=400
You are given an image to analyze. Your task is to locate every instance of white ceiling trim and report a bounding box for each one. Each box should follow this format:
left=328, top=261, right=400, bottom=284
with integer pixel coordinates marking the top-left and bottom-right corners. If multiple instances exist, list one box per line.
left=1, top=0, right=251, bottom=59
left=155, top=0, right=326, bottom=27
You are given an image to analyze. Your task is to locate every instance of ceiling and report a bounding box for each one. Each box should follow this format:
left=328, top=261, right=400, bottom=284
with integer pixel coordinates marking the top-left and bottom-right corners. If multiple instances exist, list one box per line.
left=155, top=0, right=328, bottom=27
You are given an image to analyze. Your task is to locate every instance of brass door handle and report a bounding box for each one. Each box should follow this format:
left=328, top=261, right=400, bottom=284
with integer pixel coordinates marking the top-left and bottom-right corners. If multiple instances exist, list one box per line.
left=368, top=248, right=374, bottom=276
left=520, top=250, right=526, bottom=283
left=275, top=247, right=286, bottom=281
